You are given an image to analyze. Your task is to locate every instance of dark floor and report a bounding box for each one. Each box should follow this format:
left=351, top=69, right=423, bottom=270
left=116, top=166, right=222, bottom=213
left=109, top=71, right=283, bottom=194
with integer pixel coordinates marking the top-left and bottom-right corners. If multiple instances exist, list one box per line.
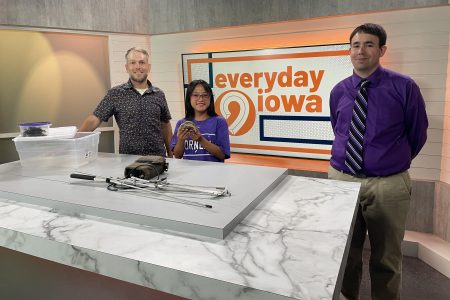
left=359, top=249, right=450, bottom=300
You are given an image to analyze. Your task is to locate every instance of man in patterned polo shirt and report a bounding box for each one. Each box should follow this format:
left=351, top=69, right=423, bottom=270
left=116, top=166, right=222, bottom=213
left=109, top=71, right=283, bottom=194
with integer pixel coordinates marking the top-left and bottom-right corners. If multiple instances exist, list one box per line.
left=80, top=47, right=173, bottom=157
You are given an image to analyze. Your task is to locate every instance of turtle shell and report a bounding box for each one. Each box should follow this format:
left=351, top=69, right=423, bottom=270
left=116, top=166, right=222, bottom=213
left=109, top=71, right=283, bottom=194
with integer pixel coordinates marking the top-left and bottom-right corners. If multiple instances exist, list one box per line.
left=179, top=120, right=199, bottom=133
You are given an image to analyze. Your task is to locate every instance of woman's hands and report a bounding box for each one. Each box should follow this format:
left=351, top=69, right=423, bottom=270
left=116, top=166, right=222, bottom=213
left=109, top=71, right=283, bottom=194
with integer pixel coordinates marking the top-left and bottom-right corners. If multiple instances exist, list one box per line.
left=177, top=128, right=203, bottom=141
left=177, top=128, right=191, bottom=141
left=188, top=129, right=202, bottom=142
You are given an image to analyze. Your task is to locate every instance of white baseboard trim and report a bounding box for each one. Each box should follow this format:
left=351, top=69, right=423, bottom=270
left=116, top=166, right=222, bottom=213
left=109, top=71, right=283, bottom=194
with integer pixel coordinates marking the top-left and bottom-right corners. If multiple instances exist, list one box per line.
left=363, top=230, right=450, bottom=278
left=402, top=231, right=450, bottom=278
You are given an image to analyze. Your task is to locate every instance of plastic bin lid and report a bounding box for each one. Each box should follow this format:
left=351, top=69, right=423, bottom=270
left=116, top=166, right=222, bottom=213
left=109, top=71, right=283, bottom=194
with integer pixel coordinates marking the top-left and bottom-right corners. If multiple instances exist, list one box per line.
left=13, top=126, right=77, bottom=141
left=18, top=121, right=51, bottom=126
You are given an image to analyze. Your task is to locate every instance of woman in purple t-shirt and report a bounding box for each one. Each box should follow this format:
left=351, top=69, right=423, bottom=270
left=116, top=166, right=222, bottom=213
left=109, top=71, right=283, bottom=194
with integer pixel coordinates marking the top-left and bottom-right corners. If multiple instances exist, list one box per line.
left=171, top=80, right=230, bottom=162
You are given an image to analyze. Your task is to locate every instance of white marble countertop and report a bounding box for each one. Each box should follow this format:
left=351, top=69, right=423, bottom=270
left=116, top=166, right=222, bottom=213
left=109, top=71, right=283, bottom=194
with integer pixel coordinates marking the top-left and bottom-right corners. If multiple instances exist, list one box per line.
left=0, top=158, right=360, bottom=300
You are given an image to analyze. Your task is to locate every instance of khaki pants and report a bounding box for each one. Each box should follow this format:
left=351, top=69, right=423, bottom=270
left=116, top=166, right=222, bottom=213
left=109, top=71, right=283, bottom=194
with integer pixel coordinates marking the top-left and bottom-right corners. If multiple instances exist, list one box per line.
left=328, top=166, right=411, bottom=300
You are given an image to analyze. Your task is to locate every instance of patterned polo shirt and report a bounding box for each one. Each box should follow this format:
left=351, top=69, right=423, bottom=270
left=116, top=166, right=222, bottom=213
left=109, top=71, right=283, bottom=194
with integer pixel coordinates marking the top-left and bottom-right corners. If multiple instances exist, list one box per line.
left=93, top=79, right=172, bottom=156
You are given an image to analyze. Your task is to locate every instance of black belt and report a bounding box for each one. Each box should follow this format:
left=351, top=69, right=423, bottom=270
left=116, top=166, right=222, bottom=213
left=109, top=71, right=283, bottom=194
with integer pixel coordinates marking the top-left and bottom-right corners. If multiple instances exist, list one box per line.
left=333, top=166, right=368, bottom=178
left=333, top=166, right=406, bottom=179
left=348, top=172, right=367, bottom=178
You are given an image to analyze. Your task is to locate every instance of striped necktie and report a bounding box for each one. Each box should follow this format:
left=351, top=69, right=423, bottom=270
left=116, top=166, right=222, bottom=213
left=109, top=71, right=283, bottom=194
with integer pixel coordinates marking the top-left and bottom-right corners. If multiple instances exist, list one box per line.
left=345, top=79, right=370, bottom=175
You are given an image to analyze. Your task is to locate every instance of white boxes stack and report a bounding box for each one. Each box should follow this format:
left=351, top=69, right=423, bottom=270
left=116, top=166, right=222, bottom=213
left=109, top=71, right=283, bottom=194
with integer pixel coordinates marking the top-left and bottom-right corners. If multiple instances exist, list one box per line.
left=13, top=127, right=100, bottom=168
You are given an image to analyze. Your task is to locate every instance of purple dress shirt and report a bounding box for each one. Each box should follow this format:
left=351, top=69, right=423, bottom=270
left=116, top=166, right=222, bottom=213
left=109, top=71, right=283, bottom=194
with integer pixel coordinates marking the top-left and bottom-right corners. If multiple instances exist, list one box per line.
left=329, top=67, right=428, bottom=177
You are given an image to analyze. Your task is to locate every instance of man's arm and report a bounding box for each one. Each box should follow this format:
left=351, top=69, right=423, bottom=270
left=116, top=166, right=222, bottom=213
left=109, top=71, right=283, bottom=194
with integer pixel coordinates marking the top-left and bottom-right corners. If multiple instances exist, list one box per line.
left=161, top=121, right=173, bottom=158
left=405, top=81, right=428, bottom=159
left=79, top=114, right=102, bottom=132
left=329, top=89, right=338, bottom=131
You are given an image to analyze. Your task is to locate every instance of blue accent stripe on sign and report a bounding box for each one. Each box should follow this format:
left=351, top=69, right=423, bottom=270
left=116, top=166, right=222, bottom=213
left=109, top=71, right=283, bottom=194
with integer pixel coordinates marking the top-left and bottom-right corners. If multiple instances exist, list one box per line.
left=208, top=53, right=213, bottom=87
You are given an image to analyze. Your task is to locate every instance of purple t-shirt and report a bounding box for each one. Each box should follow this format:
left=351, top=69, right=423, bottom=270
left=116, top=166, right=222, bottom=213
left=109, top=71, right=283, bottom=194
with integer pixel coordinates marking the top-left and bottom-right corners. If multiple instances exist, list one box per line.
left=329, top=66, right=428, bottom=176
left=170, top=116, right=231, bottom=162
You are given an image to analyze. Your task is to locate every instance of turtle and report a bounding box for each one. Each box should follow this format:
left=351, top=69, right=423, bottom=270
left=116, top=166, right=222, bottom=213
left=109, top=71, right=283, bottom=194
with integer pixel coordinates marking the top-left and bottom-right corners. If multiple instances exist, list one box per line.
left=178, top=120, right=199, bottom=133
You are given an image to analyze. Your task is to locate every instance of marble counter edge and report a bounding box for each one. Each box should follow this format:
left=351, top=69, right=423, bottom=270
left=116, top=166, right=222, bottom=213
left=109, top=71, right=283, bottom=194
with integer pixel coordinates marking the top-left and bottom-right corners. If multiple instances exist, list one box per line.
left=0, top=199, right=301, bottom=300
left=0, top=225, right=288, bottom=300
left=0, top=175, right=361, bottom=300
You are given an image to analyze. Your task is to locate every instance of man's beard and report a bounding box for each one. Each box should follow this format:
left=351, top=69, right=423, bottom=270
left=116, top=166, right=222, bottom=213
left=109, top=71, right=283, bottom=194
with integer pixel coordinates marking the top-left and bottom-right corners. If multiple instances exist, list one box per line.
left=131, top=73, right=147, bottom=83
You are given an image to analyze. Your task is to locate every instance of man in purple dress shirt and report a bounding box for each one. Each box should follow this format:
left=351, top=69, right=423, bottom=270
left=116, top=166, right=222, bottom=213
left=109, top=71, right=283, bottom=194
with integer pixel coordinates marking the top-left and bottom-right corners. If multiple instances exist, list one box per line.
left=328, top=23, right=428, bottom=300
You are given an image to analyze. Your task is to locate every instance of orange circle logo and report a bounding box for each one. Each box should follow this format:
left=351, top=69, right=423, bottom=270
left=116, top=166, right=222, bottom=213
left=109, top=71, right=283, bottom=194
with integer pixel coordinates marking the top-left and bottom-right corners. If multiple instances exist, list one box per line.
left=215, top=90, right=256, bottom=136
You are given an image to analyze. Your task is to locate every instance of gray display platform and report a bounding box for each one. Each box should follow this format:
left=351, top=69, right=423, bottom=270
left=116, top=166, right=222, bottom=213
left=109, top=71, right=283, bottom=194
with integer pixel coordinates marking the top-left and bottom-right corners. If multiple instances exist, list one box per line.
left=0, top=153, right=287, bottom=239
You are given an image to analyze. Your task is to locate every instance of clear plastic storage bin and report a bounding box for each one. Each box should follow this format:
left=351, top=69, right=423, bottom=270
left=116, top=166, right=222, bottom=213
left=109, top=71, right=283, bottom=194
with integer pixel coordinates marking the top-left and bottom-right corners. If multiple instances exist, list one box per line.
left=13, top=132, right=100, bottom=168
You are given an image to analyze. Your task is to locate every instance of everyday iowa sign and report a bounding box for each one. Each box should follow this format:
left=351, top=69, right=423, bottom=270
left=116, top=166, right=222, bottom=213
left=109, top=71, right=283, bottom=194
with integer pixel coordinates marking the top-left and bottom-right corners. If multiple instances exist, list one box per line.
left=182, top=44, right=352, bottom=159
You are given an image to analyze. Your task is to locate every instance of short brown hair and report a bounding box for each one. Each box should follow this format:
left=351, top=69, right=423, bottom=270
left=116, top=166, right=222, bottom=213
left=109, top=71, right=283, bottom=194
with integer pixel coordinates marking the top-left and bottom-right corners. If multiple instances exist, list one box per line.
left=350, top=23, right=387, bottom=47
left=125, top=47, right=149, bottom=61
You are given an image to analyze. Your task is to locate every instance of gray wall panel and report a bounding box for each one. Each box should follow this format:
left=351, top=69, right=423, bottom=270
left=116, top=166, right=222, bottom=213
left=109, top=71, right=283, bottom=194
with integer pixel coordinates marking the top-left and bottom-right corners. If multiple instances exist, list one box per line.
left=0, top=138, right=19, bottom=165
left=1, top=0, right=447, bottom=34
left=435, top=181, right=450, bottom=242
left=1, top=0, right=151, bottom=33
left=406, top=180, right=435, bottom=234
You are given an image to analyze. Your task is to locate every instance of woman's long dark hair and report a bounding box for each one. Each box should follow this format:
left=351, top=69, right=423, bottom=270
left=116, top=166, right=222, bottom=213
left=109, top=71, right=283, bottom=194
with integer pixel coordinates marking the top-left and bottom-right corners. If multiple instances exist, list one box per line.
left=185, top=79, right=218, bottom=119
